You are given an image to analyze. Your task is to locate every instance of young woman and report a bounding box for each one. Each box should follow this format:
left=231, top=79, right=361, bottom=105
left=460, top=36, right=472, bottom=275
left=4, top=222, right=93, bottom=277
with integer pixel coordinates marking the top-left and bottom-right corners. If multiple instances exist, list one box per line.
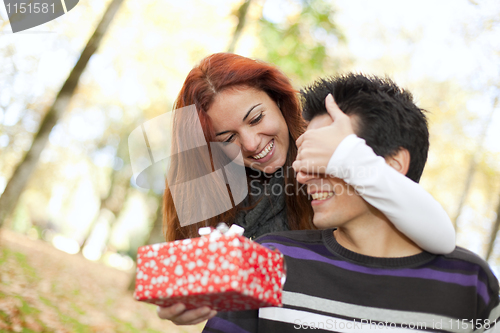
left=164, top=53, right=313, bottom=242
left=159, top=53, right=455, bottom=325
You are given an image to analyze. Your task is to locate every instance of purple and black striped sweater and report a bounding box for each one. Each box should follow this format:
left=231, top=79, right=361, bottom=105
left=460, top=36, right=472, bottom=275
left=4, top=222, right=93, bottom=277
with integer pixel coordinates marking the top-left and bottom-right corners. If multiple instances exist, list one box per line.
left=203, top=229, right=500, bottom=333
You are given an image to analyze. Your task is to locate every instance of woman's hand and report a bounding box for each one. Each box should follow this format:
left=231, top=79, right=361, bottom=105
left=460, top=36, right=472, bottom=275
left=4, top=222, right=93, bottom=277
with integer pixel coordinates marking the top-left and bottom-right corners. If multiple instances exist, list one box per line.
left=293, top=94, right=355, bottom=182
left=157, top=303, right=217, bottom=325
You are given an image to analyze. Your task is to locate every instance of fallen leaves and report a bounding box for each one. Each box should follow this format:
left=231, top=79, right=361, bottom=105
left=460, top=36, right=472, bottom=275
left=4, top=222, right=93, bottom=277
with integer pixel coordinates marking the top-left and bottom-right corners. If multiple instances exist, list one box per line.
left=0, top=229, right=204, bottom=333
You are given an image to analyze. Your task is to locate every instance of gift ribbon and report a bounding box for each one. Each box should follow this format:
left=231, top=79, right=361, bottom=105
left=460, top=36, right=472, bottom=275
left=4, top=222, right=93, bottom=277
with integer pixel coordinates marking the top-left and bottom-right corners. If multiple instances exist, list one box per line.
left=198, top=223, right=287, bottom=288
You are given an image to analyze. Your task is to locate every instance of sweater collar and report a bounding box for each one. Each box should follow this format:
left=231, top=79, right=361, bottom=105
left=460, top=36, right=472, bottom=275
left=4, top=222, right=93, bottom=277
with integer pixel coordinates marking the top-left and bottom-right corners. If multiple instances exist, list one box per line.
left=322, top=229, right=435, bottom=268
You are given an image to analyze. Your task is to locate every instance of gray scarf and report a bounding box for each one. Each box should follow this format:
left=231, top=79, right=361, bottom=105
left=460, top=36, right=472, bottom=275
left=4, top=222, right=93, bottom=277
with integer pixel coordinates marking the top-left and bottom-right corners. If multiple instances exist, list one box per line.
left=234, top=173, right=289, bottom=239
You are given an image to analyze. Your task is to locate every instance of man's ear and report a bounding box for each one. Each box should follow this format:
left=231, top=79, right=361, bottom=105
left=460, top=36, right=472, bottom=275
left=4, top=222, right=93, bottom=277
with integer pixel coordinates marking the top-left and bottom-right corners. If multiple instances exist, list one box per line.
left=385, top=148, right=410, bottom=176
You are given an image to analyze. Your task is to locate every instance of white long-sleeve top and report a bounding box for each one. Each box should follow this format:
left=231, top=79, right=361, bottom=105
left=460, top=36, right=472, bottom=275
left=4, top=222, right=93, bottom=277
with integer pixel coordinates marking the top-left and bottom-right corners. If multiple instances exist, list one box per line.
left=326, top=134, right=456, bottom=254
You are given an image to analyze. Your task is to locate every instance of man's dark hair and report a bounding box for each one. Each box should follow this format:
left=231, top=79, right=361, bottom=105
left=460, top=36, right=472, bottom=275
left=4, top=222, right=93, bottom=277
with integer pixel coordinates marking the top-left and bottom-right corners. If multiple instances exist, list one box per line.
left=301, top=73, right=429, bottom=182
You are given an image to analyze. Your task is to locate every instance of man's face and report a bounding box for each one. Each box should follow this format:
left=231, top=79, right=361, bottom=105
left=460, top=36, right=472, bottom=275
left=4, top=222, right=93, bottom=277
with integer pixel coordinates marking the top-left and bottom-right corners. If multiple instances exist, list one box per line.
left=300, top=114, right=373, bottom=229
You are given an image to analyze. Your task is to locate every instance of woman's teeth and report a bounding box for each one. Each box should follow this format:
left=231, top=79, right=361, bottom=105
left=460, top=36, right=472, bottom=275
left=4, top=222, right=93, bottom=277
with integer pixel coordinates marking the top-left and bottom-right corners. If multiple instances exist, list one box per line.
left=311, top=192, right=334, bottom=200
left=252, top=140, right=274, bottom=160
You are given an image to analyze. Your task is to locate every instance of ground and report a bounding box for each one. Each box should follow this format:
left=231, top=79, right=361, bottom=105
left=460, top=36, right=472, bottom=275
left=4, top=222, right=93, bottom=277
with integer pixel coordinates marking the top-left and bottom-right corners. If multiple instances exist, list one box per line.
left=0, top=229, right=204, bottom=333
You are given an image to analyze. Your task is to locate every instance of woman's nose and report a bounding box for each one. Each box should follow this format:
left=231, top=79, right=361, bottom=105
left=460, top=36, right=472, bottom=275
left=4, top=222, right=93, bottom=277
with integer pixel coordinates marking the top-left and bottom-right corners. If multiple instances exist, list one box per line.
left=239, top=130, right=260, bottom=153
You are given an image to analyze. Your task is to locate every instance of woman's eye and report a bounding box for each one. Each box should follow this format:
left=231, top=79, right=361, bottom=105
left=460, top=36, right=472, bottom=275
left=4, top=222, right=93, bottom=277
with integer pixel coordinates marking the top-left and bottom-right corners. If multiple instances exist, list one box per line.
left=250, top=112, right=264, bottom=125
left=224, top=134, right=235, bottom=143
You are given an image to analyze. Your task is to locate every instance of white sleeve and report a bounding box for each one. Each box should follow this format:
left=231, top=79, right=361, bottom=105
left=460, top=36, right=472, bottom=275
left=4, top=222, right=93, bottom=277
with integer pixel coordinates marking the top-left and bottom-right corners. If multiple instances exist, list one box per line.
left=326, top=134, right=456, bottom=254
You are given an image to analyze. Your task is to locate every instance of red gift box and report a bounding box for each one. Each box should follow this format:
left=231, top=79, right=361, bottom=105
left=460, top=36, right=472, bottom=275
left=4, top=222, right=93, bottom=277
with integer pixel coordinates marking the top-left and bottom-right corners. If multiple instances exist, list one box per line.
left=133, top=232, right=285, bottom=311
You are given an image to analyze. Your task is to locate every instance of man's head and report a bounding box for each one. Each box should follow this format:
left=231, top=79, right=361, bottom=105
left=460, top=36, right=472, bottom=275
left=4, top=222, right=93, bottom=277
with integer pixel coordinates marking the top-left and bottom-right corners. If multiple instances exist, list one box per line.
left=301, top=73, right=429, bottom=183
left=299, top=73, right=429, bottom=230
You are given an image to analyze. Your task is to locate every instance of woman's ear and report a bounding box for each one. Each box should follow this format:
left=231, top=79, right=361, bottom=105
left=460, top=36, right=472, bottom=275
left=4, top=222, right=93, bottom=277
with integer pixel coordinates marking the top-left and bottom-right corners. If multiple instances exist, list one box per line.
left=385, top=148, right=410, bottom=176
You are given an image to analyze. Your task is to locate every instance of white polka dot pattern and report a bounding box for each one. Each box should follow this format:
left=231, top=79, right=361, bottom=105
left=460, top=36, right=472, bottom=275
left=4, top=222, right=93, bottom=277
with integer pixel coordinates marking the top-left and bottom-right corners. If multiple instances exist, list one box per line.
left=133, top=235, right=284, bottom=311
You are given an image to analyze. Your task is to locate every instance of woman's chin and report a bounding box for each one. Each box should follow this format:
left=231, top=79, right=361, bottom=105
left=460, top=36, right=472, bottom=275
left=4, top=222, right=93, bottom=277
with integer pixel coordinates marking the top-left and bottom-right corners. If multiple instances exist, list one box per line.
left=246, top=153, right=286, bottom=175
left=259, top=162, right=284, bottom=175
left=246, top=162, right=276, bottom=174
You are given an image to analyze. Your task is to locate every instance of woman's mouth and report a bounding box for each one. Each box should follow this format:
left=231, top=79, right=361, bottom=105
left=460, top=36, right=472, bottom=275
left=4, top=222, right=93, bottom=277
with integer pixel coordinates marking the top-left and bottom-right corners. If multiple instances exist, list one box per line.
left=252, top=139, right=274, bottom=160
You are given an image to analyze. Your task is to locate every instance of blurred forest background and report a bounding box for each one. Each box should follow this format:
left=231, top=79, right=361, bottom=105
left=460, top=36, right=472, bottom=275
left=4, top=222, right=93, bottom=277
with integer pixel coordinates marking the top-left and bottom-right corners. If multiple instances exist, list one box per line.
left=0, top=0, right=499, bottom=331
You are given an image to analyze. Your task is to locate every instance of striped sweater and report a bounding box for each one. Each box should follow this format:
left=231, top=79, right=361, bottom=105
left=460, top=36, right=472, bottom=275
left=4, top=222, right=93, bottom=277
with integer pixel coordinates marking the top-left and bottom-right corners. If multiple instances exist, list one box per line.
left=203, top=229, right=500, bottom=333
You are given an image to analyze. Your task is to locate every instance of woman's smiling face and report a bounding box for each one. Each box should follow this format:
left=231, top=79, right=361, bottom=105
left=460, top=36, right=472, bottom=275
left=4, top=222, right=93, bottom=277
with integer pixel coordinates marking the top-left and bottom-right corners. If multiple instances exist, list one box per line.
left=207, top=86, right=290, bottom=174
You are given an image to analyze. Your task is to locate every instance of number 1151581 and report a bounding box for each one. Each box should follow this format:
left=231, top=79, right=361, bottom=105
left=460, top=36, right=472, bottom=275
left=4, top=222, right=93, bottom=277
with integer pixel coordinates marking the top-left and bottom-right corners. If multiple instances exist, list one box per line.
left=6, top=2, right=55, bottom=14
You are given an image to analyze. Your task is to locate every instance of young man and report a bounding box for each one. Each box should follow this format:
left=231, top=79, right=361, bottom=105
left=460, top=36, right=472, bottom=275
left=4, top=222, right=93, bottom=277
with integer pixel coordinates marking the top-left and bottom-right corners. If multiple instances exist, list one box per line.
left=202, top=74, right=499, bottom=333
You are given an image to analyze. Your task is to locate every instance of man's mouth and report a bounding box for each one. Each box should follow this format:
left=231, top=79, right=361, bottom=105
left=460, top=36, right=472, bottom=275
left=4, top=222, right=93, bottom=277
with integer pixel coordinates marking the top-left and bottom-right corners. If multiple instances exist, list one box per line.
left=310, top=191, right=334, bottom=201
left=252, top=139, right=274, bottom=160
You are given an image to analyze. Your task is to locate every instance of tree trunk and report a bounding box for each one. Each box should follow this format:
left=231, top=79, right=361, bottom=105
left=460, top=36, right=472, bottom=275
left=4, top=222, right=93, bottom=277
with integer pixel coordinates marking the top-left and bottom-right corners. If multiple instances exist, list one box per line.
left=145, top=197, right=165, bottom=245
left=79, top=181, right=131, bottom=251
left=0, top=0, right=125, bottom=227
left=100, top=182, right=133, bottom=248
left=485, top=192, right=500, bottom=261
left=452, top=97, right=498, bottom=230
left=452, top=157, right=477, bottom=230
left=127, top=197, right=163, bottom=291
left=226, top=0, right=252, bottom=53
left=79, top=133, right=131, bottom=252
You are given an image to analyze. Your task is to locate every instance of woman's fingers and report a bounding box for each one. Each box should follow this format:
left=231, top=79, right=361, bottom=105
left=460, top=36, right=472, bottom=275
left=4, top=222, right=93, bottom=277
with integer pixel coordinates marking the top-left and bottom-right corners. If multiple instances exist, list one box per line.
left=296, top=132, right=305, bottom=149
left=157, top=303, right=185, bottom=319
left=157, top=304, right=217, bottom=325
left=171, top=307, right=217, bottom=326
left=325, top=94, right=344, bottom=122
left=293, top=94, right=355, bottom=176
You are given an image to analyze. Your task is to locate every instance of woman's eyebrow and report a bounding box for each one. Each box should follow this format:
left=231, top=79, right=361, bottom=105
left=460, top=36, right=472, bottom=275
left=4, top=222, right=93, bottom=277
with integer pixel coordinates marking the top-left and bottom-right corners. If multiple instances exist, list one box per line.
left=242, top=103, right=262, bottom=121
left=215, top=103, right=263, bottom=136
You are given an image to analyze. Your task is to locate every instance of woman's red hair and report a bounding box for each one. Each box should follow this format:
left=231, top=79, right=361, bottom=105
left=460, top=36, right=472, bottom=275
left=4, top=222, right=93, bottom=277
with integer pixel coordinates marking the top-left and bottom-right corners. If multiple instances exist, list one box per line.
left=164, top=53, right=314, bottom=241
